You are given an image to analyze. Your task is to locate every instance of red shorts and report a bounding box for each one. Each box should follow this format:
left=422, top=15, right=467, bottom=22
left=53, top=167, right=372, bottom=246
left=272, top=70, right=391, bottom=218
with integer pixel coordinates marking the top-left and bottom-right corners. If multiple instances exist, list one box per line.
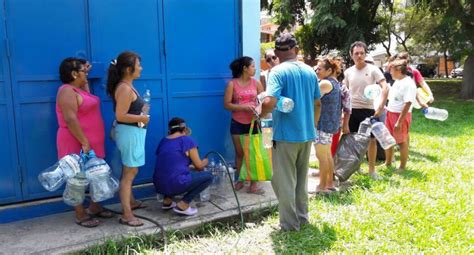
left=385, top=111, right=412, bottom=144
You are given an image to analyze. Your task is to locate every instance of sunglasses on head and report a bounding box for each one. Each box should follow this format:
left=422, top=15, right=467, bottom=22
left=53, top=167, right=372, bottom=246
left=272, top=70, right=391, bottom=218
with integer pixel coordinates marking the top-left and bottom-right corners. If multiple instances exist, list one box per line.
left=266, top=55, right=277, bottom=62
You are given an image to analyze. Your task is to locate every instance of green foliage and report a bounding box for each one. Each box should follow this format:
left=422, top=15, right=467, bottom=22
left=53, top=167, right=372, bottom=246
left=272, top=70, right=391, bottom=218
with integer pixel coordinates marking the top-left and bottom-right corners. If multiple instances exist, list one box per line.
left=264, top=0, right=390, bottom=60
left=260, top=41, right=275, bottom=58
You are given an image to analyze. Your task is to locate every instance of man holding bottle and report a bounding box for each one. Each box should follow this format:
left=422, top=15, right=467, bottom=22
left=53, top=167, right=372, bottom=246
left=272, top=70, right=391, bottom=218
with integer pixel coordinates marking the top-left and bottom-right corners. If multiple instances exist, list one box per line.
left=261, top=33, right=321, bottom=232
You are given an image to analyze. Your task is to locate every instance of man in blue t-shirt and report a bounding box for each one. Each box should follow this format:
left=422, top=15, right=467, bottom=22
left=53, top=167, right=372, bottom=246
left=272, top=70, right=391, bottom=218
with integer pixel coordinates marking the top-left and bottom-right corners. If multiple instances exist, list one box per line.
left=261, top=33, right=321, bottom=231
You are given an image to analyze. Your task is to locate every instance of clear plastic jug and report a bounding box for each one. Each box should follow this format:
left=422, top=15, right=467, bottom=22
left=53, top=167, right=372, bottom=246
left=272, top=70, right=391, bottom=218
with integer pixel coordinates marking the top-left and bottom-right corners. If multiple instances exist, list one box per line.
left=370, top=119, right=396, bottom=149
left=357, top=118, right=372, bottom=137
left=38, top=154, right=82, bottom=192
left=422, top=107, right=448, bottom=121
left=84, top=150, right=117, bottom=202
left=62, top=172, right=89, bottom=206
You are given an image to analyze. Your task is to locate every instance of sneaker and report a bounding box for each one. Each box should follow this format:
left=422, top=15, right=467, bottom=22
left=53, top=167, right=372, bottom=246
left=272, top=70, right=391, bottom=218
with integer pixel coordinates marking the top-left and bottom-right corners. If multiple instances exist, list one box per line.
left=162, top=201, right=176, bottom=210
left=370, top=172, right=383, bottom=180
left=173, top=206, right=198, bottom=216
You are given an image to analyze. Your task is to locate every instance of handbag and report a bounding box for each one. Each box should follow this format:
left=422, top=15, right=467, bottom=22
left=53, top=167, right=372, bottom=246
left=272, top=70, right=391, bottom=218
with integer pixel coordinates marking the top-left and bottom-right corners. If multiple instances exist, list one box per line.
left=239, top=119, right=272, bottom=181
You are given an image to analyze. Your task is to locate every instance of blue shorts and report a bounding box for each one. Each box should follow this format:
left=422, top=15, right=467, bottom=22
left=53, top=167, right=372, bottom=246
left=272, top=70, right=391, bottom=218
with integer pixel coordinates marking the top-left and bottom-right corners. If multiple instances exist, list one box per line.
left=115, top=124, right=147, bottom=167
left=230, top=119, right=260, bottom=135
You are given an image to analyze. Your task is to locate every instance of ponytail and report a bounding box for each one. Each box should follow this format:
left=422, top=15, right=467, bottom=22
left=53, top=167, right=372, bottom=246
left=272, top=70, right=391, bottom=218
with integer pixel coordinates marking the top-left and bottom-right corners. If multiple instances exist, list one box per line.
left=106, top=51, right=141, bottom=98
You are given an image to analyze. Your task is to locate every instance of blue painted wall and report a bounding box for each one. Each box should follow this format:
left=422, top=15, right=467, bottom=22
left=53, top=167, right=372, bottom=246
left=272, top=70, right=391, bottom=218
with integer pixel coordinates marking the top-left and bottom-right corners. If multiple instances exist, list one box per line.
left=0, top=0, right=259, bottom=221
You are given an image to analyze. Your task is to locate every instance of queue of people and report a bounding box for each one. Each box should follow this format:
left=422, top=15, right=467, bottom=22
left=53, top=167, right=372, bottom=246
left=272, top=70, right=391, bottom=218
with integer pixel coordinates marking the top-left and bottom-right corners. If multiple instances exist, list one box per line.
left=55, top=33, right=434, bottom=231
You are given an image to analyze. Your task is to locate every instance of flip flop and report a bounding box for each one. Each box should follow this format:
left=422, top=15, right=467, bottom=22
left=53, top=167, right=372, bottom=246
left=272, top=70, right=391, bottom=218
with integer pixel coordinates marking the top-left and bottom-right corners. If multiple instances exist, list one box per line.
left=131, top=201, right=147, bottom=210
left=75, top=217, right=100, bottom=228
left=247, top=187, right=265, bottom=195
left=119, top=217, right=144, bottom=227
left=86, top=209, right=115, bottom=219
left=234, top=181, right=244, bottom=191
left=162, top=201, right=176, bottom=210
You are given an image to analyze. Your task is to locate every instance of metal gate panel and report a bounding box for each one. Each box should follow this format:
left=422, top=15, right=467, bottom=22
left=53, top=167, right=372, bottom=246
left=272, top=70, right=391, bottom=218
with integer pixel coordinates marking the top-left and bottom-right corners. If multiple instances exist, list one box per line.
left=0, top=1, right=22, bottom=204
left=163, top=0, right=240, bottom=160
left=5, top=0, right=90, bottom=200
left=88, top=0, right=167, bottom=183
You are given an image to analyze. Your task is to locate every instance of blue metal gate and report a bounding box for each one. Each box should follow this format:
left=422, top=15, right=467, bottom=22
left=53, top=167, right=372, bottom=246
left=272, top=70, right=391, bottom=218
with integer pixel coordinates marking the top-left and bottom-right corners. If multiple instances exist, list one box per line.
left=0, top=0, right=240, bottom=205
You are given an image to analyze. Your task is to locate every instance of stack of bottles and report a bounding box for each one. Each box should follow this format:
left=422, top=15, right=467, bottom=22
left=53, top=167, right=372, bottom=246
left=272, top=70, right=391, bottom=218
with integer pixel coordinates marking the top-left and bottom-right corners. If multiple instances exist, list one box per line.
left=38, top=150, right=119, bottom=206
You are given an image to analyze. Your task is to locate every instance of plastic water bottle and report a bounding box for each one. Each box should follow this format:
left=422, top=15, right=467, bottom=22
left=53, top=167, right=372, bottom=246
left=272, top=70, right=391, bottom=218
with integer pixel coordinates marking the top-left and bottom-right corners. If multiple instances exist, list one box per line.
left=370, top=118, right=396, bottom=149
left=276, top=96, right=294, bottom=113
left=364, top=84, right=382, bottom=110
left=357, top=118, right=372, bottom=137
left=199, top=187, right=211, bottom=202
left=38, top=154, right=82, bottom=192
left=139, top=89, right=151, bottom=128
left=364, top=84, right=381, bottom=100
left=84, top=150, right=117, bottom=202
left=422, top=107, right=448, bottom=121
left=261, top=118, right=273, bottom=149
left=227, top=166, right=236, bottom=185
left=62, top=172, right=89, bottom=206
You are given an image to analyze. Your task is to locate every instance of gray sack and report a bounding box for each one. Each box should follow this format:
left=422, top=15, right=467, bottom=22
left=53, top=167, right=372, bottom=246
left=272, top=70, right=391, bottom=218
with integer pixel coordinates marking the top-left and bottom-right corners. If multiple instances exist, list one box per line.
left=334, top=134, right=370, bottom=182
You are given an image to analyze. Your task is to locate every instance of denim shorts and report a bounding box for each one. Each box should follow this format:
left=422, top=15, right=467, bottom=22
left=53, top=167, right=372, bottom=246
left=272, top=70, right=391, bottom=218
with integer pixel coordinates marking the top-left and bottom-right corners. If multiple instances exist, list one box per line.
left=230, top=119, right=260, bottom=135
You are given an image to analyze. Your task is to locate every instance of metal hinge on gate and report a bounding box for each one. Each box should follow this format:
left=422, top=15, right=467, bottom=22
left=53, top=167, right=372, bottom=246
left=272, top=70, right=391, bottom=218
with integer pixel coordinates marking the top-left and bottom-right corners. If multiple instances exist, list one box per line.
left=17, top=165, right=23, bottom=184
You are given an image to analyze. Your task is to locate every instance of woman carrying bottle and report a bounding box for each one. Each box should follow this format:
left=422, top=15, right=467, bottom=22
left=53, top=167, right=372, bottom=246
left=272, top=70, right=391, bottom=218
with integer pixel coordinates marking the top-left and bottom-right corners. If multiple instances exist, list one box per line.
left=314, top=57, right=343, bottom=193
left=56, top=57, right=113, bottom=227
left=107, top=51, right=148, bottom=227
left=384, top=59, right=417, bottom=173
left=224, top=56, right=264, bottom=194
left=153, top=117, right=211, bottom=216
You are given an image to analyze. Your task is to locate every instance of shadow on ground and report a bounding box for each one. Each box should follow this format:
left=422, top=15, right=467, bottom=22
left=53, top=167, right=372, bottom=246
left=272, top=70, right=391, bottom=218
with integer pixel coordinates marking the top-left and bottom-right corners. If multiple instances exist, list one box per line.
left=270, top=222, right=336, bottom=253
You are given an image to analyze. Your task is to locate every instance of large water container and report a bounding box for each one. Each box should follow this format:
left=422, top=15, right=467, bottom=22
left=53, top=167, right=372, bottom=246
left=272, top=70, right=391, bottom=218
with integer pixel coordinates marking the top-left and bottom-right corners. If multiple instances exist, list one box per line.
left=62, top=172, right=89, bottom=206
left=422, top=107, right=448, bottom=121
left=38, top=154, right=82, bottom=192
left=357, top=117, right=372, bottom=137
left=413, top=88, right=431, bottom=109
left=370, top=119, right=396, bottom=149
left=84, top=150, right=117, bottom=202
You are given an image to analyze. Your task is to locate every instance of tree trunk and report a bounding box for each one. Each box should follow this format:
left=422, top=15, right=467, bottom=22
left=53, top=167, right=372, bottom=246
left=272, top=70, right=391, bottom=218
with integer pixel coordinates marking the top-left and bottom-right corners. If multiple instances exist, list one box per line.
left=460, top=54, right=474, bottom=99
left=444, top=51, right=449, bottom=78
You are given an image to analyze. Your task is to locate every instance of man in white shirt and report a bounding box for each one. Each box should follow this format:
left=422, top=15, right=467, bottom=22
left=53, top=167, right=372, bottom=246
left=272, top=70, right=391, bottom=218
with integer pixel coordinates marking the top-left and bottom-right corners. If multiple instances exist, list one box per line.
left=343, top=41, right=389, bottom=180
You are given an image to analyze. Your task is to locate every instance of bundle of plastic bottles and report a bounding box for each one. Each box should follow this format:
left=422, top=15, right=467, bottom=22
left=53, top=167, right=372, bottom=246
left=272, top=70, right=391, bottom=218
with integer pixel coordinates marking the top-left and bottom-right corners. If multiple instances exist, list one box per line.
left=38, top=150, right=119, bottom=206
left=199, top=159, right=235, bottom=202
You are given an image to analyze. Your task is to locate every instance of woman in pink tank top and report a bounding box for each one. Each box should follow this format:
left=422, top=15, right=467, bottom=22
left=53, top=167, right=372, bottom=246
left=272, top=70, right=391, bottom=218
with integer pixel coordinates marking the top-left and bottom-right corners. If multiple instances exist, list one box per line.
left=224, top=56, right=264, bottom=194
left=56, top=58, right=111, bottom=228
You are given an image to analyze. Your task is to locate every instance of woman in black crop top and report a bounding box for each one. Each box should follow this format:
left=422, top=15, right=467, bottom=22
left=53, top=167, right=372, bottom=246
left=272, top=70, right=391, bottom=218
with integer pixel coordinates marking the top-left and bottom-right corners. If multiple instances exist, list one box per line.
left=106, top=51, right=149, bottom=227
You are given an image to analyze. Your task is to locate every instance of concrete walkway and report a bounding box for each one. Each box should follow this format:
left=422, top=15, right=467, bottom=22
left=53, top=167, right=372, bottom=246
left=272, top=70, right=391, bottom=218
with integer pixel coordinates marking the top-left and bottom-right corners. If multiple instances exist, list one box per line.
left=0, top=149, right=320, bottom=254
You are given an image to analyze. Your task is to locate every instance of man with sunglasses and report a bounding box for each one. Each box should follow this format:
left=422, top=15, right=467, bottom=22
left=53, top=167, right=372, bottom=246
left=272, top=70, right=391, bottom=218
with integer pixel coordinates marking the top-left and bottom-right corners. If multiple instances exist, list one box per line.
left=260, top=49, right=280, bottom=90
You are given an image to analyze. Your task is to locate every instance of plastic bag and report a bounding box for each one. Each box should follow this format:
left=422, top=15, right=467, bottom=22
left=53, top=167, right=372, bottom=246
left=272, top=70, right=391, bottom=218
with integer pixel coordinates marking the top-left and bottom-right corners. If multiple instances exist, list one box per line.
left=334, top=134, right=370, bottom=182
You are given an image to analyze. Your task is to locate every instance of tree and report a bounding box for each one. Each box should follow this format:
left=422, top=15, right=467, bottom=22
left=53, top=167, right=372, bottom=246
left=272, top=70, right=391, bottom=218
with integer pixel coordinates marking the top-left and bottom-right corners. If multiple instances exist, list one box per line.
left=419, top=0, right=474, bottom=99
left=263, top=0, right=391, bottom=60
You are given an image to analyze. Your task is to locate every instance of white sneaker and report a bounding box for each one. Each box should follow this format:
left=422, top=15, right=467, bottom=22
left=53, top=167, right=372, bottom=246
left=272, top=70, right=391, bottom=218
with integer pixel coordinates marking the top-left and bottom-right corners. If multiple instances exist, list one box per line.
left=161, top=201, right=176, bottom=210
left=173, top=206, right=198, bottom=216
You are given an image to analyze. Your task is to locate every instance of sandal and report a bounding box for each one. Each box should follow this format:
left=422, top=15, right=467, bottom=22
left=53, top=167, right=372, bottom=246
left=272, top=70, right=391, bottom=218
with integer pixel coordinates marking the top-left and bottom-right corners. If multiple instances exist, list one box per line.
left=75, top=217, right=100, bottom=228
left=162, top=201, right=176, bottom=210
left=86, top=208, right=114, bottom=219
left=234, top=181, right=244, bottom=191
left=131, top=200, right=147, bottom=210
left=119, top=217, right=144, bottom=227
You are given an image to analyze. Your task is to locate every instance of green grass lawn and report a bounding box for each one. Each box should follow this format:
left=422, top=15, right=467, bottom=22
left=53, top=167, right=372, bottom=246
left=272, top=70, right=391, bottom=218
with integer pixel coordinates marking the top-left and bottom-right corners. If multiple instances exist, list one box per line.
left=78, top=81, right=473, bottom=254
